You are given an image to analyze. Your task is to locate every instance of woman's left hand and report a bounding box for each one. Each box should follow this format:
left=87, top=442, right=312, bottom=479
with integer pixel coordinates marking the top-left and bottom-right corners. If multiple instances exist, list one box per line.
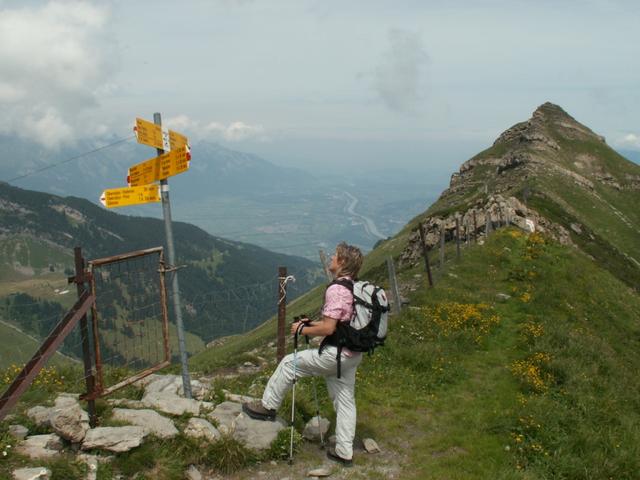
left=291, top=321, right=303, bottom=335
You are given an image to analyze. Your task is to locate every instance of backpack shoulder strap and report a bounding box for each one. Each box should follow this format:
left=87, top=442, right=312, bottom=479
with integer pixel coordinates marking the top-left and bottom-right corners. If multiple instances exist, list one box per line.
left=328, top=278, right=354, bottom=293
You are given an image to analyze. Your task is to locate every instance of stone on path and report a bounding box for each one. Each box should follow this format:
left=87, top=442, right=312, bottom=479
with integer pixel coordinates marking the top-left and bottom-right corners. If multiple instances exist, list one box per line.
left=81, top=426, right=146, bottom=452
left=183, top=418, right=221, bottom=442
left=363, top=438, right=381, bottom=453
left=302, top=416, right=330, bottom=442
left=496, top=293, right=511, bottom=302
left=144, top=375, right=182, bottom=394
left=9, top=424, right=28, bottom=440
left=185, top=465, right=202, bottom=480
left=11, top=467, right=51, bottom=480
left=232, top=413, right=286, bottom=451
left=111, top=408, right=178, bottom=439
left=49, top=400, right=89, bottom=443
left=16, top=434, right=63, bottom=459
left=224, top=390, right=258, bottom=404
left=178, top=379, right=208, bottom=400
left=54, top=393, right=79, bottom=407
left=107, top=398, right=145, bottom=409
left=208, top=401, right=242, bottom=434
left=142, top=391, right=201, bottom=416
left=26, top=406, right=52, bottom=429
left=307, top=468, right=331, bottom=477
left=144, top=374, right=208, bottom=399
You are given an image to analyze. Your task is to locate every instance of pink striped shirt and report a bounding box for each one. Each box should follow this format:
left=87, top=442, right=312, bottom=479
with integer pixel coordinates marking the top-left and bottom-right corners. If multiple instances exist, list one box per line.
left=321, top=277, right=359, bottom=357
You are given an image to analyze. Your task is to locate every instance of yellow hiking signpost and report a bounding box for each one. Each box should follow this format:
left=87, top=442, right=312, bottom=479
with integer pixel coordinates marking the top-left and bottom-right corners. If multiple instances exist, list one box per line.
left=127, top=145, right=191, bottom=187
left=134, top=117, right=189, bottom=151
left=99, top=184, right=161, bottom=208
left=98, top=113, right=194, bottom=400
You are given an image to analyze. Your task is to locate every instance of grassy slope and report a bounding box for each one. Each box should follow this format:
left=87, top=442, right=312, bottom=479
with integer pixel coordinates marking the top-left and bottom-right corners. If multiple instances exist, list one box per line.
left=0, top=321, right=74, bottom=369
left=190, top=229, right=640, bottom=479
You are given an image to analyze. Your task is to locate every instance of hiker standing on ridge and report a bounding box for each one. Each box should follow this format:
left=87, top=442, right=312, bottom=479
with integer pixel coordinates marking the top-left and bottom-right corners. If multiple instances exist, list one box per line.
left=243, top=242, right=364, bottom=466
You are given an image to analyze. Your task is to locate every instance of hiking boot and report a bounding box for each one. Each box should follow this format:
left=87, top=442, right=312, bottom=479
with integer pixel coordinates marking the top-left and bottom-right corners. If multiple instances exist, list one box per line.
left=242, top=401, right=276, bottom=421
left=326, top=447, right=353, bottom=467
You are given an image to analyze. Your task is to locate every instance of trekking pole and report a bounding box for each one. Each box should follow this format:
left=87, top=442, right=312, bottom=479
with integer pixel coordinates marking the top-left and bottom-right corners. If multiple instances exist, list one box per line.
left=289, top=321, right=305, bottom=465
left=305, top=332, right=325, bottom=449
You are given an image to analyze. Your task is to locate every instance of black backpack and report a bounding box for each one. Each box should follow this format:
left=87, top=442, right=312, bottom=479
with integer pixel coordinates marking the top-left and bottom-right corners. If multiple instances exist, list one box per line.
left=319, top=278, right=390, bottom=377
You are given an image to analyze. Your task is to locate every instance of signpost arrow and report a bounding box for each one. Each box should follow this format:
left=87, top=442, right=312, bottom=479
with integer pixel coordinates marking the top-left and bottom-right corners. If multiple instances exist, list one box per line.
left=127, top=145, right=191, bottom=187
left=134, top=117, right=189, bottom=151
left=99, top=184, right=161, bottom=208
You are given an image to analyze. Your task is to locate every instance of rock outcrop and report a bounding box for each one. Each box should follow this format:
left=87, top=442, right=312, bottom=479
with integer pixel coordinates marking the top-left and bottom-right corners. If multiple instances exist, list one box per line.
left=81, top=426, right=146, bottom=452
left=111, top=408, right=178, bottom=439
left=232, top=413, right=286, bottom=451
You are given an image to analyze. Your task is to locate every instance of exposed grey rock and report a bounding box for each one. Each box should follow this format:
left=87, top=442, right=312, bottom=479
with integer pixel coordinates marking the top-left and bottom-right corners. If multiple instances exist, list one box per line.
left=185, top=465, right=202, bottom=480
left=11, top=467, right=51, bottom=480
left=142, top=391, right=201, bottom=416
left=49, top=401, right=89, bottom=443
left=302, top=416, right=330, bottom=441
left=208, top=401, right=242, bottom=434
left=111, top=408, right=178, bottom=439
left=224, top=390, right=258, bottom=404
left=144, top=375, right=182, bottom=395
left=107, top=398, right=145, bottom=409
left=54, top=393, right=80, bottom=407
left=363, top=437, right=381, bottom=453
left=232, top=413, right=286, bottom=450
left=496, top=293, right=511, bottom=302
left=26, top=406, right=52, bottom=428
left=81, top=426, right=146, bottom=452
left=9, top=424, right=28, bottom=440
left=307, top=468, right=331, bottom=477
left=183, top=418, right=221, bottom=442
left=133, top=373, right=162, bottom=389
left=16, top=434, right=63, bottom=459
left=570, top=223, right=582, bottom=234
left=178, top=379, right=208, bottom=400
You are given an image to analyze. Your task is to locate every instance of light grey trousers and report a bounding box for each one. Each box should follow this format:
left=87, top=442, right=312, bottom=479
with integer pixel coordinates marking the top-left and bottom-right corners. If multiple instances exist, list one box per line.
left=262, top=345, right=362, bottom=459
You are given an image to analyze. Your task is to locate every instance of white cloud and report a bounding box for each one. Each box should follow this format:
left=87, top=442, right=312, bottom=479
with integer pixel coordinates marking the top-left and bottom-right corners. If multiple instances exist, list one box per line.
left=0, top=1, right=114, bottom=148
left=208, top=121, right=267, bottom=141
left=373, top=29, right=429, bottom=114
left=614, top=133, right=640, bottom=149
left=165, top=115, right=269, bottom=142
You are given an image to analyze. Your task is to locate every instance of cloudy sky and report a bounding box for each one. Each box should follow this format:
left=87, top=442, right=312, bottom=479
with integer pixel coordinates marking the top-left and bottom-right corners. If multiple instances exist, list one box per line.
left=0, top=0, right=638, bottom=175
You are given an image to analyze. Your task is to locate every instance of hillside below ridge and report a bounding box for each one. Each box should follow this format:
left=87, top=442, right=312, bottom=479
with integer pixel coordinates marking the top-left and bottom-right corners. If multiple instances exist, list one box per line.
left=0, top=181, right=321, bottom=350
left=398, top=101, right=640, bottom=290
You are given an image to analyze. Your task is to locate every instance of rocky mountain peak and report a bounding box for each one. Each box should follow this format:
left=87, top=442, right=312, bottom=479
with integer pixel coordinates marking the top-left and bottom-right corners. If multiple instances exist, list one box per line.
left=531, top=101, right=573, bottom=121
left=493, top=102, right=605, bottom=151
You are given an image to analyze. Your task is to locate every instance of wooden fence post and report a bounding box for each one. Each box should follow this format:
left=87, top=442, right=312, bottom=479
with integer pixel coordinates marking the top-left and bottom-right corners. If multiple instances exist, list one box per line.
left=277, top=267, right=287, bottom=362
left=455, top=216, right=461, bottom=259
left=419, top=226, right=434, bottom=288
left=386, top=256, right=401, bottom=314
left=439, top=226, right=445, bottom=268
left=473, top=211, right=478, bottom=244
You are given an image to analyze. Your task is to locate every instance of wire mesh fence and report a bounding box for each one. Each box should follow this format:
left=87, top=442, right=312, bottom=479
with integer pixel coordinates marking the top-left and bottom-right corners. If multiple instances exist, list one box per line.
left=88, top=247, right=171, bottom=396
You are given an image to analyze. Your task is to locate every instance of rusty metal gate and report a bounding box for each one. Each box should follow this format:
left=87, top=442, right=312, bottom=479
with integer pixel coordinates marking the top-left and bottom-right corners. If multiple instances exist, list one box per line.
left=85, top=246, right=171, bottom=399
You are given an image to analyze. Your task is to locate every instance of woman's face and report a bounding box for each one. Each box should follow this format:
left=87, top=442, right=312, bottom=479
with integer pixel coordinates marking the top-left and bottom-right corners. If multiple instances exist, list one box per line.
left=329, top=250, right=341, bottom=274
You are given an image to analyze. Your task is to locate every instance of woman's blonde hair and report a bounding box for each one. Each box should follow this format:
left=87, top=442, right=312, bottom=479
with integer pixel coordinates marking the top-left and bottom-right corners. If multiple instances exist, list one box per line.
left=335, top=242, right=363, bottom=279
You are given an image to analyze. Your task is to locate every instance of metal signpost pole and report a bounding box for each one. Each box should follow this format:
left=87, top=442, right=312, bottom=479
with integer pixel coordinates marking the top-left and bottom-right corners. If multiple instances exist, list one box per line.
left=154, top=112, right=192, bottom=399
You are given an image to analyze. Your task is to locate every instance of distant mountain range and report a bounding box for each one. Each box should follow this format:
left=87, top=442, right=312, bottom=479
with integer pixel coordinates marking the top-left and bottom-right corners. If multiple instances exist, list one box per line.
left=0, top=136, right=439, bottom=258
left=0, top=181, right=322, bottom=363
